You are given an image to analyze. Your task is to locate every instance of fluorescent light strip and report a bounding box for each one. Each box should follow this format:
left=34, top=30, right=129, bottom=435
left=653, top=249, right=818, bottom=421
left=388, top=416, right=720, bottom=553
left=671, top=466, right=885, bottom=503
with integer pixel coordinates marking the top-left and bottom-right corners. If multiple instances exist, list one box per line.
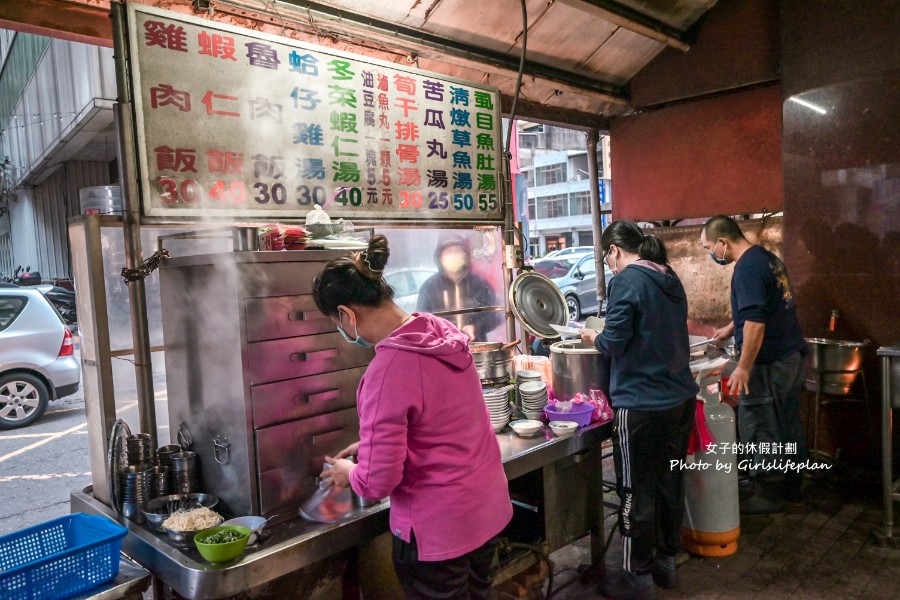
left=789, top=96, right=827, bottom=115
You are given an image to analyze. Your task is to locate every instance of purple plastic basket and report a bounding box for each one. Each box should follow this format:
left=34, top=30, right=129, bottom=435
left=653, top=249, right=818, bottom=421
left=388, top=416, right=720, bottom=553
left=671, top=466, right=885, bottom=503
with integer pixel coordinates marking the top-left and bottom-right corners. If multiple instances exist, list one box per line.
left=544, top=402, right=594, bottom=428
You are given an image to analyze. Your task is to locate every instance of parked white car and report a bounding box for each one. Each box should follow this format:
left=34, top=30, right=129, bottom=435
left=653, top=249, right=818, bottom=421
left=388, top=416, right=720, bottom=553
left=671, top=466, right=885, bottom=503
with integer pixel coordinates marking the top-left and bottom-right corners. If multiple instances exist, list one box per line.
left=0, top=288, right=80, bottom=429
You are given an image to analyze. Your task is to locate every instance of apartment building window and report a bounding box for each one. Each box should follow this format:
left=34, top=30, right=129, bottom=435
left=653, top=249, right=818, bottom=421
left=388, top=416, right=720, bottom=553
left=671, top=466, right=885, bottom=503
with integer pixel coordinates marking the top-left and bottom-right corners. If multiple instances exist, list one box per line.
left=569, top=190, right=593, bottom=216
left=537, top=194, right=566, bottom=219
left=524, top=170, right=534, bottom=187
left=535, top=163, right=566, bottom=186
left=527, top=198, right=536, bottom=220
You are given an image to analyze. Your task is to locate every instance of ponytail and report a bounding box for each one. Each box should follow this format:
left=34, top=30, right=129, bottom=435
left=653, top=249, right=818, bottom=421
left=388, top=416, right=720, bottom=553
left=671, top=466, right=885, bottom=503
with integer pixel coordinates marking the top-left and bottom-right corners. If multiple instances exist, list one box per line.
left=638, top=235, right=668, bottom=265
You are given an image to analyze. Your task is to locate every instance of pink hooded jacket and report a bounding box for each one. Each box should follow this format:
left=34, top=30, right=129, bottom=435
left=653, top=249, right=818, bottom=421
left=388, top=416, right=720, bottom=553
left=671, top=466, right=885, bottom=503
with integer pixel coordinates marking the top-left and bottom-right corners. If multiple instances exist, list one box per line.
left=348, top=312, right=512, bottom=561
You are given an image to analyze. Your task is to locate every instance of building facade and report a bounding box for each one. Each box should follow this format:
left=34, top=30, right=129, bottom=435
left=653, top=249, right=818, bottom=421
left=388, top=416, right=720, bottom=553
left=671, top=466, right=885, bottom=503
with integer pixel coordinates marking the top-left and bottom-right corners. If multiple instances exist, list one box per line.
left=517, top=123, right=611, bottom=257
left=0, top=30, right=117, bottom=280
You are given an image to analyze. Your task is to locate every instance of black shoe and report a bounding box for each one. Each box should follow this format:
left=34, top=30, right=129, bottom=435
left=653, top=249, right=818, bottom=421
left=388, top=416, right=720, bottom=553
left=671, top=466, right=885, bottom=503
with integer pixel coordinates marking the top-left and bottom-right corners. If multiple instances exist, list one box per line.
left=739, top=494, right=785, bottom=516
left=651, top=554, right=677, bottom=589
left=599, top=571, right=657, bottom=600
left=738, top=476, right=756, bottom=501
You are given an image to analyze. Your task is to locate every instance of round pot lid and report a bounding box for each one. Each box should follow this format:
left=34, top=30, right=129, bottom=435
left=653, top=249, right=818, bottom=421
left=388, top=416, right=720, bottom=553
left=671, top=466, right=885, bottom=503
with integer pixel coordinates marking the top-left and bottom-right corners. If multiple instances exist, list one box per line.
left=509, top=270, right=568, bottom=339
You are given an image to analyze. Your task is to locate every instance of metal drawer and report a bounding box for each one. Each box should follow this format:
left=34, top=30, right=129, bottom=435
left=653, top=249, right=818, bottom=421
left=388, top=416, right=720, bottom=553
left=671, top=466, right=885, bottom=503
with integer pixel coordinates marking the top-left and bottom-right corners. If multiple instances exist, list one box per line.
left=238, top=262, right=321, bottom=297
left=257, top=460, right=324, bottom=518
left=244, top=295, right=333, bottom=342
left=255, top=407, right=359, bottom=473
left=247, top=333, right=373, bottom=385
left=251, top=367, right=365, bottom=429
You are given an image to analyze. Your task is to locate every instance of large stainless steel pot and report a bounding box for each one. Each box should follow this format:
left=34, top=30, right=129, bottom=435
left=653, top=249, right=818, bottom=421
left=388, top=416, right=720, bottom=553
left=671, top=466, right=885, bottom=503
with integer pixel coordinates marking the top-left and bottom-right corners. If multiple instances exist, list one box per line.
left=549, top=341, right=610, bottom=402
left=472, top=347, right=513, bottom=381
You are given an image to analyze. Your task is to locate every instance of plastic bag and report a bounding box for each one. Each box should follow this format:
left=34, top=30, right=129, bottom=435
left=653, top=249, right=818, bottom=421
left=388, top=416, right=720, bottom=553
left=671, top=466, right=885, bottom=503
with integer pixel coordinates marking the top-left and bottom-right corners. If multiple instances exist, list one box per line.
left=575, top=389, right=613, bottom=424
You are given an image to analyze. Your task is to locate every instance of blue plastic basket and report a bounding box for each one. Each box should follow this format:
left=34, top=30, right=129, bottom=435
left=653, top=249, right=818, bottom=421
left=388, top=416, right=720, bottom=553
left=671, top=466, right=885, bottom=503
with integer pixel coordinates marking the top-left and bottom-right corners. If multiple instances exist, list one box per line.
left=0, top=513, right=127, bottom=600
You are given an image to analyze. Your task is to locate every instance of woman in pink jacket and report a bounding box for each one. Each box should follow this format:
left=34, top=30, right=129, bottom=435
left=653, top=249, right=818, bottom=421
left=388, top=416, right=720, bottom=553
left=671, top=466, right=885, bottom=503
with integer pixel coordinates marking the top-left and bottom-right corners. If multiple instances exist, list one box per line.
left=313, top=235, right=512, bottom=599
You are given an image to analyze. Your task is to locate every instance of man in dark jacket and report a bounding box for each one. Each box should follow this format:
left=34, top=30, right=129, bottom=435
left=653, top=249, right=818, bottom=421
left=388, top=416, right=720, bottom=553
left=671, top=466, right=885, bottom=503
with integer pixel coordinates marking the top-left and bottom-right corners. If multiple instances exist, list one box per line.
left=416, top=236, right=502, bottom=340
left=701, top=215, right=807, bottom=515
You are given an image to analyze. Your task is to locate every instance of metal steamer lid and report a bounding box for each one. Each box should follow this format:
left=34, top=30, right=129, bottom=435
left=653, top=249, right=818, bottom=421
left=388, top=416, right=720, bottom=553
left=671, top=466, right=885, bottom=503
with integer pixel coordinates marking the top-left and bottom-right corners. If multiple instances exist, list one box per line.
left=509, top=270, right=568, bottom=339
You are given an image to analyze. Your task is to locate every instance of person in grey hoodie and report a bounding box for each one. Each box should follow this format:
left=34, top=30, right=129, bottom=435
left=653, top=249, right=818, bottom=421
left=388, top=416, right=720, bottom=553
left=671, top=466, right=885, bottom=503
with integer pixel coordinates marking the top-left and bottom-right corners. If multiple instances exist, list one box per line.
left=313, top=235, right=511, bottom=599
left=581, top=221, right=699, bottom=600
left=416, top=235, right=503, bottom=340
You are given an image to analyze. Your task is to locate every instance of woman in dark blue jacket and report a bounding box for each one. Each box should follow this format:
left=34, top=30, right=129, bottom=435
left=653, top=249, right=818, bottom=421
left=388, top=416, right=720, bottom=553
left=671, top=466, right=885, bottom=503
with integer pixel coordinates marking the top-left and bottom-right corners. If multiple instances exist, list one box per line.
left=581, top=221, right=698, bottom=600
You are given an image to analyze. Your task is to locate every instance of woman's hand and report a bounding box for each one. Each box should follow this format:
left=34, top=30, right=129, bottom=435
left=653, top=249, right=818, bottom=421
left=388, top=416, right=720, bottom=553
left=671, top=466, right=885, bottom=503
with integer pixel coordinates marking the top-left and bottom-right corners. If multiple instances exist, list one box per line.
left=322, top=456, right=355, bottom=488
left=334, top=441, right=360, bottom=460
left=580, top=329, right=599, bottom=346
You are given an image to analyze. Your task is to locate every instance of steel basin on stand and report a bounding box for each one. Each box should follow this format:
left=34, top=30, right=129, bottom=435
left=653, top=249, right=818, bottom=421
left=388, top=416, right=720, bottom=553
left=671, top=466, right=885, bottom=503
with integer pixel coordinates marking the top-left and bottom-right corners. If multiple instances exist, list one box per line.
left=805, top=338, right=869, bottom=395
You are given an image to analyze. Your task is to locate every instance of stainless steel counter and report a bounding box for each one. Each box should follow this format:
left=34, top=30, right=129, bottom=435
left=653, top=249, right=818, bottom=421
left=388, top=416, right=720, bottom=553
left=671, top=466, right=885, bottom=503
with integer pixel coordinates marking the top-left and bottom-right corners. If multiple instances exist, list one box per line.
left=72, top=421, right=611, bottom=599
left=73, top=558, right=151, bottom=600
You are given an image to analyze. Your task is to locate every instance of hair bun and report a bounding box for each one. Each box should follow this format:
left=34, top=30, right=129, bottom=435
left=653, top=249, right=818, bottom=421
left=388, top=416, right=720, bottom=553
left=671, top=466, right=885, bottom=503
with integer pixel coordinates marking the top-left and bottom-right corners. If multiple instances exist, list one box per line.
left=357, top=234, right=390, bottom=279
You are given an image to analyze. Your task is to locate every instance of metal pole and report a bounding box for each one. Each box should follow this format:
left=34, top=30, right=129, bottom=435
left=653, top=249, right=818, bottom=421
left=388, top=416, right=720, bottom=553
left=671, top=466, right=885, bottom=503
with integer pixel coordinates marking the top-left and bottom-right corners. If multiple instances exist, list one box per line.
left=587, top=129, right=606, bottom=303
left=882, top=355, right=894, bottom=540
left=111, top=0, right=158, bottom=447
left=501, top=150, right=518, bottom=343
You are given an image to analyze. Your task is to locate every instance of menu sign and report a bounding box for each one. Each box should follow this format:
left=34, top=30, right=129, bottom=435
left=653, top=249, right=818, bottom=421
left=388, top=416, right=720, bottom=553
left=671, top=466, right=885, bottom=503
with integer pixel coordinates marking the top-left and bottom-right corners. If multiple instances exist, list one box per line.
left=126, top=4, right=503, bottom=222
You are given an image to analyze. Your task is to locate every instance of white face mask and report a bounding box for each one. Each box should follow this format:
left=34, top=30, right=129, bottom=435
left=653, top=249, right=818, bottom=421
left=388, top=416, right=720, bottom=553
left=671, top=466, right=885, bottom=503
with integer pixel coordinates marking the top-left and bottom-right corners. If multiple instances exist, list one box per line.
left=440, top=249, right=467, bottom=274
left=605, top=247, right=620, bottom=275
left=337, top=309, right=374, bottom=349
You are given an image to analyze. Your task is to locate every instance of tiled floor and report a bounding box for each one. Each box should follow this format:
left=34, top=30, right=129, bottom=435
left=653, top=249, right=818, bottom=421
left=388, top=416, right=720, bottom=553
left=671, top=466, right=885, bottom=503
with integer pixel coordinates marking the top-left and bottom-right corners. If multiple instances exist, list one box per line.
left=548, top=461, right=900, bottom=599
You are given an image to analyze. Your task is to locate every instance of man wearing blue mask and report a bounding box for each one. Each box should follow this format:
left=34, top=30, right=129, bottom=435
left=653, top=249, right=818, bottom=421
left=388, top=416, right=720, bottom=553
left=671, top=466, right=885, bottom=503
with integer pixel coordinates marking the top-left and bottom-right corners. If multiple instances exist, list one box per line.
left=700, top=215, right=808, bottom=515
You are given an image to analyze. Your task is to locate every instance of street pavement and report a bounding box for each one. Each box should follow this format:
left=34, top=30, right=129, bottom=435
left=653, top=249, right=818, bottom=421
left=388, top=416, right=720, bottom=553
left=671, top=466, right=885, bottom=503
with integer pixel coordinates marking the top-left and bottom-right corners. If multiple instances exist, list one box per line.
left=0, top=343, right=169, bottom=536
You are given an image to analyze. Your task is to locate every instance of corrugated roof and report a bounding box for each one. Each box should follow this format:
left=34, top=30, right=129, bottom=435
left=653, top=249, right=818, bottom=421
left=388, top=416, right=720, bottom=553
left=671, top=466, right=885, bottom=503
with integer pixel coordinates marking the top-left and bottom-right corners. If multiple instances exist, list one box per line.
left=274, top=0, right=719, bottom=128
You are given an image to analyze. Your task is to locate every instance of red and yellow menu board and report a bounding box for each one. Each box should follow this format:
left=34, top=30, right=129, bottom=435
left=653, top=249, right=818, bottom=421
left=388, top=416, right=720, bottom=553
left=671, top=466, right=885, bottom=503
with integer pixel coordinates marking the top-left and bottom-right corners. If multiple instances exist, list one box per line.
left=126, top=4, right=503, bottom=221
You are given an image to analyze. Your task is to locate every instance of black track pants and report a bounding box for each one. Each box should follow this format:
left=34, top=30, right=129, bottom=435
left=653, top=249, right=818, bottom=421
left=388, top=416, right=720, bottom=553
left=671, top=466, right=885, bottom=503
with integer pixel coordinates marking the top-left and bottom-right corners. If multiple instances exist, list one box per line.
left=612, top=399, right=696, bottom=575
left=392, top=534, right=498, bottom=599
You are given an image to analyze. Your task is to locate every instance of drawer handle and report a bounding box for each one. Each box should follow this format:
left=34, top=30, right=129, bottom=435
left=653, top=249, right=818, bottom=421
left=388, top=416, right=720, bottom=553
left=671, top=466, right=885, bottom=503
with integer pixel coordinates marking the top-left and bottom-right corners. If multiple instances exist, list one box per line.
left=310, top=428, right=346, bottom=446
left=287, top=311, right=328, bottom=322
left=295, top=389, right=341, bottom=405
left=290, top=348, right=339, bottom=362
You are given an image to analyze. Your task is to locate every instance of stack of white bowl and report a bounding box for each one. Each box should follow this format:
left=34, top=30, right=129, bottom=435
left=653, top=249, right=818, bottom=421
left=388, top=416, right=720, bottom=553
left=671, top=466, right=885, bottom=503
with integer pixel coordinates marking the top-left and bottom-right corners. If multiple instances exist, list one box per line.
left=515, top=370, right=542, bottom=410
left=518, top=381, right=549, bottom=420
left=482, top=387, right=512, bottom=432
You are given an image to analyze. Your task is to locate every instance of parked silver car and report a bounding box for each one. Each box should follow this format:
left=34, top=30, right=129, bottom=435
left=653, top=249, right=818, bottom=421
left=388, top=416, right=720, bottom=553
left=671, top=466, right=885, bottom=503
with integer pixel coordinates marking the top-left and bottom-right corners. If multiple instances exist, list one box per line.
left=532, top=253, right=614, bottom=321
left=0, top=288, right=80, bottom=429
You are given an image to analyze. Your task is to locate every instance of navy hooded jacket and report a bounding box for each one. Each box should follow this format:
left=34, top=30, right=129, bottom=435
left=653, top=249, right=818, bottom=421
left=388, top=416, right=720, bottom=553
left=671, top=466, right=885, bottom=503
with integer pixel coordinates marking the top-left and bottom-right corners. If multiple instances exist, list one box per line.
left=593, top=263, right=699, bottom=410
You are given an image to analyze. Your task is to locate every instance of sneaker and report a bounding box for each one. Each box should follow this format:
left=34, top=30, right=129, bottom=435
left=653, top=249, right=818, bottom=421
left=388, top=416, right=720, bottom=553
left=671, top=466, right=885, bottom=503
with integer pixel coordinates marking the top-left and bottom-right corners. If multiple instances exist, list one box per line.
left=738, top=476, right=756, bottom=501
left=652, top=554, right=677, bottom=589
left=739, top=493, right=785, bottom=516
left=599, top=571, right=657, bottom=600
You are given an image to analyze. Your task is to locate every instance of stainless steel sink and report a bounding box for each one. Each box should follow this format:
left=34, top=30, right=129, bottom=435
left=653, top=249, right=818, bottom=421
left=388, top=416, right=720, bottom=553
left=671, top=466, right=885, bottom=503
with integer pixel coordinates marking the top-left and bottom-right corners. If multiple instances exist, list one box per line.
left=805, top=338, right=869, bottom=395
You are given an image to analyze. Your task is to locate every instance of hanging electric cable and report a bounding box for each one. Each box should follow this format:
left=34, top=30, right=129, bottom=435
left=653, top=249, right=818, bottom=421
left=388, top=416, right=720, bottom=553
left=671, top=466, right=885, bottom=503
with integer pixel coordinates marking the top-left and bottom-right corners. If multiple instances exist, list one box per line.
left=504, top=0, right=528, bottom=157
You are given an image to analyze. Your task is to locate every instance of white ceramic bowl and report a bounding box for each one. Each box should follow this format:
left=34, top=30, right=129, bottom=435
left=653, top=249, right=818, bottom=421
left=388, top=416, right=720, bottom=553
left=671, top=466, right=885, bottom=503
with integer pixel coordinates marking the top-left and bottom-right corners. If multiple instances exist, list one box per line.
left=518, top=381, right=547, bottom=394
left=509, top=419, right=544, bottom=437
left=549, top=420, right=579, bottom=437
left=221, top=516, right=268, bottom=544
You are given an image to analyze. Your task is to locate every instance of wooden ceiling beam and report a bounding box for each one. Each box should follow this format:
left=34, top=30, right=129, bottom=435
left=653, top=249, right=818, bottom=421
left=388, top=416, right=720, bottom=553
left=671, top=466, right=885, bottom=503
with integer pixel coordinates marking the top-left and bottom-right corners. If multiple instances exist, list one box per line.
left=500, top=95, right=610, bottom=132
left=0, top=0, right=112, bottom=47
left=557, top=0, right=692, bottom=52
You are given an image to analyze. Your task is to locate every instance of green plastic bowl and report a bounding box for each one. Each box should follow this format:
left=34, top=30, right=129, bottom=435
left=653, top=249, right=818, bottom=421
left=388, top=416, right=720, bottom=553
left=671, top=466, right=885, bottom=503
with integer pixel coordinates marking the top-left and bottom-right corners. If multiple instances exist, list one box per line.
left=194, top=526, right=251, bottom=564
